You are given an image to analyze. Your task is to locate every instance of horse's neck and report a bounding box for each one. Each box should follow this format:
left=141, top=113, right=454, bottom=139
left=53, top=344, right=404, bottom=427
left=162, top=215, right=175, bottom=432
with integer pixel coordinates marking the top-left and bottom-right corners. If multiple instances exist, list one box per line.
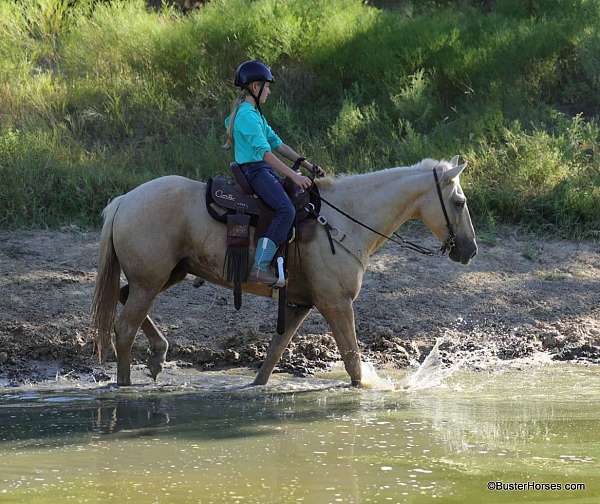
left=320, top=166, right=430, bottom=256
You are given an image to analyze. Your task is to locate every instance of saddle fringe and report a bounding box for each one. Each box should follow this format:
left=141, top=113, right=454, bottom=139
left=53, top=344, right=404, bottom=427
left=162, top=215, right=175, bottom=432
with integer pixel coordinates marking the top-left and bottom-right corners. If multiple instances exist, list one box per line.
left=224, top=212, right=251, bottom=310
left=224, top=245, right=249, bottom=310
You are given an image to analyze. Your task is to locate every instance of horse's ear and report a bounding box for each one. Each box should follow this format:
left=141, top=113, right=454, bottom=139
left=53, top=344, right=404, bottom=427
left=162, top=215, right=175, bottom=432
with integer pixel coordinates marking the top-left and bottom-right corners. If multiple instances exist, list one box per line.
left=443, top=158, right=468, bottom=183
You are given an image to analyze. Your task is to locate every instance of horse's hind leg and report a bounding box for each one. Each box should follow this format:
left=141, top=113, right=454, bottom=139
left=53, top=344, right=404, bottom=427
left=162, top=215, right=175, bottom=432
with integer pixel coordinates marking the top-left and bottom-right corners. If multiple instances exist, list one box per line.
left=120, top=285, right=167, bottom=381
left=115, top=285, right=158, bottom=386
left=119, top=261, right=188, bottom=381
left=253, top=305, right=312, bottom=385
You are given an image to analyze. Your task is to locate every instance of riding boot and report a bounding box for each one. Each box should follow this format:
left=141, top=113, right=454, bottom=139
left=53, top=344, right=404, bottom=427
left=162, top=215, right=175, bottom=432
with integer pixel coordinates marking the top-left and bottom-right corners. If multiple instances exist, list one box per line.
left=248, top=237, right=278, bottom=286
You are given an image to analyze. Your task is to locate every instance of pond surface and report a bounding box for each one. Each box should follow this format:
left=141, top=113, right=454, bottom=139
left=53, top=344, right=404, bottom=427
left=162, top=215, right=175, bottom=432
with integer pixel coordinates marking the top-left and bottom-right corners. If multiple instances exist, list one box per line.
left=1, top=361, right=599, bottom=503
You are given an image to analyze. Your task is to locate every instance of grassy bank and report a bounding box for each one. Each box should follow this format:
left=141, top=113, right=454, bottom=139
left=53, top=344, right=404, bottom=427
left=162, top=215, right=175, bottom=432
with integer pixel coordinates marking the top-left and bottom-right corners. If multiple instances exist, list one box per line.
left=0, top=0, right=599, bottom=238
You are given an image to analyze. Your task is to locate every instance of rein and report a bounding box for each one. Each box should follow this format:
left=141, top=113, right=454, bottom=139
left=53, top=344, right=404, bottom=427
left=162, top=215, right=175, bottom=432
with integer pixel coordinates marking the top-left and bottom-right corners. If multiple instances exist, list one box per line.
left=308, top=166, right=455, bottom=257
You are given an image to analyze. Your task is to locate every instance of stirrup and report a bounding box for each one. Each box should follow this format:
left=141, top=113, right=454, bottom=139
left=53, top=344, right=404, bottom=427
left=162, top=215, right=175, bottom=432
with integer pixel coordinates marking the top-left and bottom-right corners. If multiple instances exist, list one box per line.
left=274, top=256, right=286, bottom=288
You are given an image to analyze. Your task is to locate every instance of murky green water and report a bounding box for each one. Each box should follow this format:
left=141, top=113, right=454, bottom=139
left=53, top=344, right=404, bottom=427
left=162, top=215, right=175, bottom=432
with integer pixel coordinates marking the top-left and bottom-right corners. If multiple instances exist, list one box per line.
left=1, top=363, right=599, bottom=503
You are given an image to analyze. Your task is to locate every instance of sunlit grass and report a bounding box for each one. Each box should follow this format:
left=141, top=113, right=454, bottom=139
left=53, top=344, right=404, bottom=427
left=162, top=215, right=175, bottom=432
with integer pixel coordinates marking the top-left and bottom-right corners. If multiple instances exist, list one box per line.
left=0, top=0, right=598, bottom=238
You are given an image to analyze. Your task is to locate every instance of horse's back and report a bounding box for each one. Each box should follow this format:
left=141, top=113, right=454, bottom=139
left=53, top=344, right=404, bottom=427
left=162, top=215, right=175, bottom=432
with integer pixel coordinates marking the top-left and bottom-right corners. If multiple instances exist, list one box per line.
left=114, top=175, right=205, bottom=230
left=111, top=175, right=210, bottom=282
left=125, top=174, right=204, bottom=199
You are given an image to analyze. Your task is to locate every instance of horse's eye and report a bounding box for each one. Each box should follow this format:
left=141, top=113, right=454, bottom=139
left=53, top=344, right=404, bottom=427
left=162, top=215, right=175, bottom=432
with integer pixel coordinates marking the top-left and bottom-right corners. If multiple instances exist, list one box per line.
left=454, top=199, right=466, bottom=209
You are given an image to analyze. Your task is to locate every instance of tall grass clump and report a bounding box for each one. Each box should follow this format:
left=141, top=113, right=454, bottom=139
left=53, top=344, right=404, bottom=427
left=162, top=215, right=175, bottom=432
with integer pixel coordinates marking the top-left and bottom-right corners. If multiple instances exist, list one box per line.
left=0, top=0, right=598, bottom=239
left=467, top=116, right=600, bottom=238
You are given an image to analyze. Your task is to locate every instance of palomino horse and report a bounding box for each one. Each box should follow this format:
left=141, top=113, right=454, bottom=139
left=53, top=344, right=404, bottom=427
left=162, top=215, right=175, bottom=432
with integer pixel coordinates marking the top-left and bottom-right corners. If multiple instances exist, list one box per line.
left=91, top=156, right=477, bottom=386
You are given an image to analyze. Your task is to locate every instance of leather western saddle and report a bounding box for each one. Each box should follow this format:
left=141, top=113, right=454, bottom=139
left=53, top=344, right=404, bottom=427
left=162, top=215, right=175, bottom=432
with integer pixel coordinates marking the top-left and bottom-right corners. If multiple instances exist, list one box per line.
left=206, top=162, right=320, bottom=237
left=205, top=163, right=321, bottom=331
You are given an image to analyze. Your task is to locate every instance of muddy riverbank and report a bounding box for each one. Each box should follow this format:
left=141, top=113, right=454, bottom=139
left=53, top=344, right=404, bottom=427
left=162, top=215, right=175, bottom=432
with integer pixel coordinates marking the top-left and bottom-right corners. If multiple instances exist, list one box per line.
left=1, top=226, right=598, bottom=385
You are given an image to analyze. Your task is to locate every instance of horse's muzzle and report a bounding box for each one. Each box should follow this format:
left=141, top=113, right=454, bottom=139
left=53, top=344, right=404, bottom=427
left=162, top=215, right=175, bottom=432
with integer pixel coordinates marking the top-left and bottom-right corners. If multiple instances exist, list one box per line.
left=449, top=240, right=478, bottom=264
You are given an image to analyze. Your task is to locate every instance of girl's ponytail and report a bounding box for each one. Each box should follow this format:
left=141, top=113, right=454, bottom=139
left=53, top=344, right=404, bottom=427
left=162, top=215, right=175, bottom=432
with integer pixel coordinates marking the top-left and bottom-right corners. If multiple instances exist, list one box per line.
left=223, top=90, right=247, bottom=150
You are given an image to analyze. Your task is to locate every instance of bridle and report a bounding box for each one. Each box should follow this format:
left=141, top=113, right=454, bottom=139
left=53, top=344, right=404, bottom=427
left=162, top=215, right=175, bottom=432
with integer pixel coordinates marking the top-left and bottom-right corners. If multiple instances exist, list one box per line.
left=308, top=165, right=456, bottom=257
left=432, top=166, right=456, bottom=254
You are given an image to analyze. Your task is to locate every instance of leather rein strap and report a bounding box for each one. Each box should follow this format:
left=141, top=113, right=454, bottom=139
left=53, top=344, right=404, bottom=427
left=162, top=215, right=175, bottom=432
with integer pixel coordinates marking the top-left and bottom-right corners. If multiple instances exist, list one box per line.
left=309, top=166, right=455, bottom=257
left=292, top=157, right=305, bottom=172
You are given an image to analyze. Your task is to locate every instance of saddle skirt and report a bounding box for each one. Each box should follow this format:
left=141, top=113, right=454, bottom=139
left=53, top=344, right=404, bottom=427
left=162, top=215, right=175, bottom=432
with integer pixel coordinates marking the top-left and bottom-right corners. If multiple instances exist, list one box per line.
left=206, top=163, right=321, bottom=239
left=207, top=175, right=263, bottom=219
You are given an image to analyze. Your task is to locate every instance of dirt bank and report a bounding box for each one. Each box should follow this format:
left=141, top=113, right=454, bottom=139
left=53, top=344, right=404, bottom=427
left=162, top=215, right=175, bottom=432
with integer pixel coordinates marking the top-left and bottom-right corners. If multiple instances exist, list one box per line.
left=0, top=226, right=599, bottom=385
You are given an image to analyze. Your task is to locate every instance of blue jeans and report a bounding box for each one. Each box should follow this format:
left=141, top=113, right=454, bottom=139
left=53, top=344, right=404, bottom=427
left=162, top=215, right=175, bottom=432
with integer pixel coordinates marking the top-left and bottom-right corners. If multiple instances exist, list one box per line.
left=242, top=161, right=295, bottom=246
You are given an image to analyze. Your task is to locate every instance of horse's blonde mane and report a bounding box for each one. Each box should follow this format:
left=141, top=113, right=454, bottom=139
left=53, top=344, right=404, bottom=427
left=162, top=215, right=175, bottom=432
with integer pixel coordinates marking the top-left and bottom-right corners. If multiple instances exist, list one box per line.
left=314, top=158, right=453, bottom=190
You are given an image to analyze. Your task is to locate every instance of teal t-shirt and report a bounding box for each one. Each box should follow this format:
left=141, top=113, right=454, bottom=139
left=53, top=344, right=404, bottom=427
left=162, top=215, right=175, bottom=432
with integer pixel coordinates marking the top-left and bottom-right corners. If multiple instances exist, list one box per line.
left=224, top=102, right=283, bottom=163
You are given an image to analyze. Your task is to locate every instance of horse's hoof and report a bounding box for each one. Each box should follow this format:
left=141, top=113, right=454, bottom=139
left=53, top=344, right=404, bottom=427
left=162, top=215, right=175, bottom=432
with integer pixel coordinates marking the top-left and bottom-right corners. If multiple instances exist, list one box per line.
left=147, top=351, right=166, bottom=381
left=148, top=363, right=163, bottom=381
left=351, top=380, right=361, bottom=387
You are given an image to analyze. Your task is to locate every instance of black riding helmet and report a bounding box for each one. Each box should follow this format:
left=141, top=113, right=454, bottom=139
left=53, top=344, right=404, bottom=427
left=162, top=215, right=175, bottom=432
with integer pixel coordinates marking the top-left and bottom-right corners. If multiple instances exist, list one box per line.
left=234, top=59, right=273, bottom=87
left=234, top=60, right=273, bottom=114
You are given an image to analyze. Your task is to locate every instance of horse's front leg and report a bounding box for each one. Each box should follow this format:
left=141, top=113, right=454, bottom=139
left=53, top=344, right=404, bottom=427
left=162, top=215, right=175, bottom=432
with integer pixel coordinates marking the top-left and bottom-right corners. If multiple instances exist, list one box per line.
left=317, top=300, right=362, bottom=386
left=253, top=305, right=312, bottom=385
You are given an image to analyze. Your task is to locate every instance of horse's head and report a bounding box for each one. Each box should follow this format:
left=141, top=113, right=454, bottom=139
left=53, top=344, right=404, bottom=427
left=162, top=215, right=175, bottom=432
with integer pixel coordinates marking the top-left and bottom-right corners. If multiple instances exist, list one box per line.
left=417, top=156, right=477, bottom=264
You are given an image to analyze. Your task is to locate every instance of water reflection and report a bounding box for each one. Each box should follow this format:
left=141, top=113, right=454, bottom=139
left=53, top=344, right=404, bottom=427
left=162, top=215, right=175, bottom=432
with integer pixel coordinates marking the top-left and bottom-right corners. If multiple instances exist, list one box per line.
left=1, top=366, right=599, bottom=503
left=93, top=399, right=171, bottom=435
left=0, top=388, right=371, bottom=448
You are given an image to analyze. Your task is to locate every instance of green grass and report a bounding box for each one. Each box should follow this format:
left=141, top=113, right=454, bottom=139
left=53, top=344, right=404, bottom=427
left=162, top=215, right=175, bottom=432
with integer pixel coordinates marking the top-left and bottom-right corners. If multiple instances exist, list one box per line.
left=0, top=0, right=599, bottom=238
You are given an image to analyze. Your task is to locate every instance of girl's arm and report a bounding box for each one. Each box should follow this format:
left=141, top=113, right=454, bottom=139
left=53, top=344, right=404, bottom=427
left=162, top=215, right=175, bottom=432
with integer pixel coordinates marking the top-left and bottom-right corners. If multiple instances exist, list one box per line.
left=276, top=144, right=314, bottom=171
left=263, top=151, right=312, bottom=190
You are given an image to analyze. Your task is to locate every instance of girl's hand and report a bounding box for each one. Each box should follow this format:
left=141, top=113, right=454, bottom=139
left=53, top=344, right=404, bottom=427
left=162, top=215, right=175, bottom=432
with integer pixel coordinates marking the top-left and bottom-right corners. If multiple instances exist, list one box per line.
left=293, top=173, right=312, bottom=190
left=311, top=163, right=326, bottom=178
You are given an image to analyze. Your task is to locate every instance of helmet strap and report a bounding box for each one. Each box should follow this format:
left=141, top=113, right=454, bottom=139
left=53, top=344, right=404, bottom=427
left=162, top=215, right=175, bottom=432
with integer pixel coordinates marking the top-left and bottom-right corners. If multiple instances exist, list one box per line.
left=247, top=81, right=266, bottom=115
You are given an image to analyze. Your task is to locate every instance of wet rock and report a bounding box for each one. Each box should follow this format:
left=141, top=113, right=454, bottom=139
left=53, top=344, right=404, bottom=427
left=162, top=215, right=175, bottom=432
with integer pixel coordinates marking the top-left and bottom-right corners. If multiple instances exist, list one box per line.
left=540, top=331, right=563, bottom=349
left=366, top=348, right=410, bottom=368
left=0, top=352, right=8, bottom=364
left=293, top=336, right=340, bottom=367
left=302, top=342, right=322, bottom=360
left=496, top=341, right=534, bottom=360
left=93, top=370, right=111, bottom=382
left=554, top=343, right=600, bottom=362
left=224, top=349, right=240, bottom=363
left=369, top=327, right=395, bottom=351
left=241, top=344, right=266, bottom=362
left=193, top=347, right=218, bottom=364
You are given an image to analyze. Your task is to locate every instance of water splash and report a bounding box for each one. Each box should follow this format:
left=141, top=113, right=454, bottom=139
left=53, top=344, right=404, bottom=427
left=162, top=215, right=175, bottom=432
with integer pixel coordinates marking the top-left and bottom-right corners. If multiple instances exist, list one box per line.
left=360, top=362, right=395, bottom=390
left=401, top=339, right=461, bottom=391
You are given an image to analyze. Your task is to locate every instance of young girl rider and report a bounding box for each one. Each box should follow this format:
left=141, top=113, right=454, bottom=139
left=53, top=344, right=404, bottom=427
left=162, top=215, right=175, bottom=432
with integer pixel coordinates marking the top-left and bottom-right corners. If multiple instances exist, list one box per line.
left=224, top=60, right=324, bottom=285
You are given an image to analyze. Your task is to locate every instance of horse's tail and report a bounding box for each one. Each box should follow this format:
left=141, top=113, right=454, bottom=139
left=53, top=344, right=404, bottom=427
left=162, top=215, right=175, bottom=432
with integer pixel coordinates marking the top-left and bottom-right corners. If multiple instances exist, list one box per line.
left=90, top=196, right=123, bottom=361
